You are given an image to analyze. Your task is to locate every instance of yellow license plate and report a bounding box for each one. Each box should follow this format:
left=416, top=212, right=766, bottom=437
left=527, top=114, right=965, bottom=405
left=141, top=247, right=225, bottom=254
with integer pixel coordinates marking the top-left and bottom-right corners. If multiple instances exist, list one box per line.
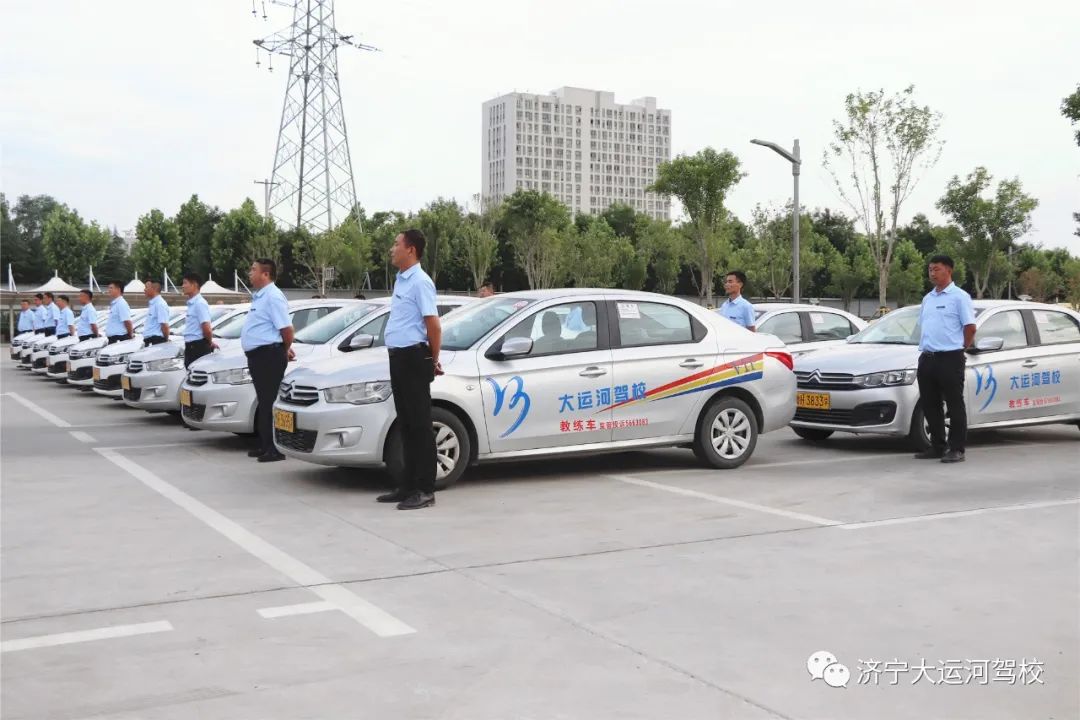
left=180, top=389, right=192, bottom=407
left=273, top=408, right=295, bottom=433
left=797, top=392, right=831, bottom=410
left=121, top=375, right=131, bottom=391
left=92, top=367, right=101, bottom=381
left=66, top=362, right=72, bottom=372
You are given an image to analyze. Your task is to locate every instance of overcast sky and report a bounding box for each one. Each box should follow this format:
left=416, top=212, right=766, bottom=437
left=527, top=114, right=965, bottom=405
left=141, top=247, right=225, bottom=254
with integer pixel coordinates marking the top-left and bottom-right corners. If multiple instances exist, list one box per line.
left=2, top=0, right=1078, bottom=254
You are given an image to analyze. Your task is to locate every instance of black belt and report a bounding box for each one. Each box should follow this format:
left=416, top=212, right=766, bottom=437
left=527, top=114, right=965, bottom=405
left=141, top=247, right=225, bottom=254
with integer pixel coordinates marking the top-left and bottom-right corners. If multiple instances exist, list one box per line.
left=921, top=349, right=964, bottom=356
left=144, top=336, right=168, bottom=345
left=245, top=343, right=283, bottom=353
left=388, top=342, right=429, bottom=356
left=79, top=334, right=94, bottom=341
left=186, top=338, right=210, bottom=346
left=56, top=334, right=70, bottom=339
left=107, top=335, right=130, bottom=344
left=42, top=328, right=55, bottom=336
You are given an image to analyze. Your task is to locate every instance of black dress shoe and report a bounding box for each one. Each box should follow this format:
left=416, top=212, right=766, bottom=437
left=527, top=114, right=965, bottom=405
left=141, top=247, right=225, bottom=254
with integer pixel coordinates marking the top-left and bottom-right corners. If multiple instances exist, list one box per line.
left=913, top=449, right=945, bottom=459
left=397, top=492, right=435, bottom=510
left=941, top=450, right=965, bottom=463
left=376, top=489, right=411, bottom=503
left=257, top=451, right=286, bottom=463
left=247, top=448, right=266, bottom=458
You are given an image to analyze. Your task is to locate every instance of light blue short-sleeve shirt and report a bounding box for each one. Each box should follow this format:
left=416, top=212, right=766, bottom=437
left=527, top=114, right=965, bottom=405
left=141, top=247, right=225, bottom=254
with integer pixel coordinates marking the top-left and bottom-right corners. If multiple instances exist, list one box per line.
left=105, top=296, right=132, bottom=337
left=384, top=263, right=438, bottom=348
left=18, top=309, right=34, bottom=332
left=241, top=283, right=291, bottom=352
left=184, top=294, right=213, bottom=341
left=57, top=307, right=76, bottom=336
left=76, top=304, right=98, bottom=336
left=31, top=305, right=45, bottom=330
left=142, top=296, right=171, bottom=338
left=42, top=302, right=60, bottom=331
left=918, top=282, right=975, bottom=352
left=719, top=295, right=756, bottom=329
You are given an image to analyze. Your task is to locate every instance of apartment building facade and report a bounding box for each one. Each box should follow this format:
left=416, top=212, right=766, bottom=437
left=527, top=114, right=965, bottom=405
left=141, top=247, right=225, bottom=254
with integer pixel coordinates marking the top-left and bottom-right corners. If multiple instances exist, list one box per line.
left=482, top=87, right=672, bottom=220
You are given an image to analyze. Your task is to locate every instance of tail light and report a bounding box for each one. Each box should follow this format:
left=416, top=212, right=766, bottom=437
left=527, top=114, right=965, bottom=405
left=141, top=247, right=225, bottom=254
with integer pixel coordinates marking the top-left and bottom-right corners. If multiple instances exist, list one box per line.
left=765, top=350, right=794, bottom=371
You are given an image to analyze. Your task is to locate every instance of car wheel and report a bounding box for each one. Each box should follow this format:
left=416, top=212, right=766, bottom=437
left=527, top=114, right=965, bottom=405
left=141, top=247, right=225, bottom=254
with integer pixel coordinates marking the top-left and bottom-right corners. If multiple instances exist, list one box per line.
left=909, top=403, right=949, bottom=451
left=792, top=427, right=834, bottom=443
left=385, top=407, right=471, bottom=490
left=693, top=396, right=758, bottom=469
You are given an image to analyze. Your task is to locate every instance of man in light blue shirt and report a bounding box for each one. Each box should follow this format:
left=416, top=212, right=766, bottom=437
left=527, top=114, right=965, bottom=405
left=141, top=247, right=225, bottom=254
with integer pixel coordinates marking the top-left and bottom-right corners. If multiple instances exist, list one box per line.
left=105, top=281, right=134, bottom=343
left=76, top=290, right=99, bottom=340
left=915, top=254, right=976, bottom=464
left=40, top=292, right=60, bottom=336
left=141, top=280, right=171, bottom=346
left=17, top=300, right=34, bottom=332
left=378, top=228, right=441, bottom=511
left=241, top=259, right=294, bottom=463
left=181, top=272, right=216, bottom=367
left=55, top=295, right=76, bottom=338
left=31, top=294, right=46, bottom=333
left=718, top=271, right=756, bottom=331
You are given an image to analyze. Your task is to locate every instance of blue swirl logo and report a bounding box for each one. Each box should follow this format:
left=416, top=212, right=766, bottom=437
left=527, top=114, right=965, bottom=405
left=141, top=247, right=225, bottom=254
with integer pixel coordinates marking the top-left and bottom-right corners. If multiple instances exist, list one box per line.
left=487, top=376, right=531, bottom=438
left=973, top=365, right=997, bottom=412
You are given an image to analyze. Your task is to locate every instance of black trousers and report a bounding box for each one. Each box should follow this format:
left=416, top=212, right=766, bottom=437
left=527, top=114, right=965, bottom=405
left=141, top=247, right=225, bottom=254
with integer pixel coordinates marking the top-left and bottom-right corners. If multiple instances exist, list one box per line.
left=917, top=350, right=968, bottom=453
left=78, top=334, right=94, bottom=342
left=144, top=336, right=168, bottom=347
left=107, top=335, right=129, bottom=344
left=388, top=344, right=436, bottom=494
left=42, top=328, right=55, bottom=337
left=246, top=343, right=287, bottom=454
left=184, top=339, right=212, bottom=368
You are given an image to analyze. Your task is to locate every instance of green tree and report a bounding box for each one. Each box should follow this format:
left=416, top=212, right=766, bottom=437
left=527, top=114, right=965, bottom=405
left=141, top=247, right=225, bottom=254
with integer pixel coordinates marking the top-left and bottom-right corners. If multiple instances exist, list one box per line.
left=131, top=209, right=182, bottom=282
left=455, top=218, right=498, bottom=291
left=7, top=194, right=60, bottom=282
left=936, top=167, right=1039, bottom=298
left=825, top=235, right=876, bottom=311
left=649, top=147, right=746, bottom=304
left=367, top=211, right=409, bottom=289
left=0, top=194, right=24, bottom=281
left=334, top=221, right=373, bottom=292
left=736, top=206, right=823, bottom=299
left=499, top=190, right=571, bottom=289
left=1062, top=257, right=1080, bottom=309
left=887, top=239, right=926, bottom=305
left=600, top=203, right=639, bottom=239
left=416, top=198, right=465, bottom=284
left=1063, top=84, right=1080, bottom=147
left=294, top=228, right=344, bottom=295
left=43, top=205, right=86, bottom=281
left=810, top=208, right=858, bottom=255
left=211, top=199, right=268, bottom=284
left=823, top=85, right=944, bottom=305
left=637, top=219, right=684, bottom=294
left=561, top=218, right=618, bottom=287
left=175, top=195, right=221, bottom=276
left=97, top=229, right=133, bottom=283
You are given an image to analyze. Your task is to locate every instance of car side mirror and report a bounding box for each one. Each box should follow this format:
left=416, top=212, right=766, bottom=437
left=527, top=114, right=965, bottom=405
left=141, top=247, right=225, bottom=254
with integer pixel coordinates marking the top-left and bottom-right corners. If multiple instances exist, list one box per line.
left=495, top=336, right=533, bottom=360
left=968, top=336, right=1004, bottom=354
left=348, top=334, right=375, bottom=351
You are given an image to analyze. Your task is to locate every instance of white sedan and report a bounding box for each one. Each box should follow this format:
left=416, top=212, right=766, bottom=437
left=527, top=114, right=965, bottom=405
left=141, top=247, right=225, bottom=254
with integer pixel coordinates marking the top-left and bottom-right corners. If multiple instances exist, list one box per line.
left=751, top=303, right=867, bottom=357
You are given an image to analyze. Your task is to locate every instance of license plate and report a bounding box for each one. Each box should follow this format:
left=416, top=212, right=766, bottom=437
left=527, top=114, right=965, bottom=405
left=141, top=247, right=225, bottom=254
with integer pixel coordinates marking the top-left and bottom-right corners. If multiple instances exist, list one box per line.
left=66, top=362, right=72, bottom=372
left=121, top=375, right=131, bottom=391
left=273, top=408, right=295, bottom=433
left=797, top=392, right=831, bottom=410
left=92, top=367, right=101, bottom=381
left=180, top=389, right=192, bottom=407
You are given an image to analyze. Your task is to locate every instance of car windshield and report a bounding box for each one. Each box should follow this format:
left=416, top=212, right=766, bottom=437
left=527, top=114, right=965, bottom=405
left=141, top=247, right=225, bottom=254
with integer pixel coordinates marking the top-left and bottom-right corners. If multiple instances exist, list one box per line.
left=848, top=306, right=922, bottom=344
left=294, top=303, right=378, bottom=344
left=213, top=312, right=249, bottom=339
left=441, top=297, right=536, bottom=350
left=209, top=306, right=233, bottom=321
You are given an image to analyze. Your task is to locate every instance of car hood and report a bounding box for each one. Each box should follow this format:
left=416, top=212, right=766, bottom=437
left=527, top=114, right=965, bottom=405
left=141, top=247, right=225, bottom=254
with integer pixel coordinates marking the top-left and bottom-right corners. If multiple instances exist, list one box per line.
left=15, top=331, right=38, bottom=342
left=71, top=336, right=108, bottom=352
left=286, top=348, right=462, bottom=389
left=131, top=342, right=182, bottom=362
left=99, top=338, right=145, bottom=359
left=794, top=342, right=921, bottom=374
left=48, top=336, right=80, bottom=351
left=189, top=347, right=248, bottom=373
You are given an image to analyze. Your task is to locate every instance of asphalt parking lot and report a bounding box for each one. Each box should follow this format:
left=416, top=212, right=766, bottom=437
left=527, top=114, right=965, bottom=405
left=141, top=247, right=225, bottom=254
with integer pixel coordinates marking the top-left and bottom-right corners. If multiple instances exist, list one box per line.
left=1, top=354, right=1077, bottom=720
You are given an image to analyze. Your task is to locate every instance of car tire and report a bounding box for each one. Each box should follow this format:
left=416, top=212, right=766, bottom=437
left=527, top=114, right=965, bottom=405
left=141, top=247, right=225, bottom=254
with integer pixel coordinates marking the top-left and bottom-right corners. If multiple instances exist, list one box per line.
left=909, top=403, right=950, bottom=451
left=792, top=427, right=834, bottom=443
left=385, top=407, right=471, bottom=491
left=692, top=395, right=758, bottom=470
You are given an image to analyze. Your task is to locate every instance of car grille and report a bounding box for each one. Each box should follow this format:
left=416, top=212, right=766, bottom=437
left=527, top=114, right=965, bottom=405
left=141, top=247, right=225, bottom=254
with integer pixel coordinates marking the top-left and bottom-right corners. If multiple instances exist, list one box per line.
left=48, top=346, right=64, bottom=356
left=182, top=402, right=206, bottom=421
left=794, top=408, right=854, bottom=425
left=96, top=356, right=111, bottom=367
left=32, top=357, right=47, bottom=369
left=187, top=370, right=209, bottom=386
left=795, top=402, right=897, bottom=427
left=49, top=361, right=67, bottom=375
left=278, top=381, right=320, bottom=406
left=123, top=387, right=142, bottom=402
left=94, top=375, right=122, bottom=391
left=795, top=370, right=859, bottom=391
left=127, top=360, right=144, bottom=373
left=68, top=349, right=85, bottom=360
left=275, top=427, right=317, bottom=453
left=68, top=366, right=93, bottom=381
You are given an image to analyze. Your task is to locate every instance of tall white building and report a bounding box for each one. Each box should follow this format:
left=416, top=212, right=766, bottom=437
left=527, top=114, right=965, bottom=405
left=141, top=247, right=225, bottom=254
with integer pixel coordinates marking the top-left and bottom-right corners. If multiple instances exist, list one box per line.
left=482, top=87, right=672, bottom=220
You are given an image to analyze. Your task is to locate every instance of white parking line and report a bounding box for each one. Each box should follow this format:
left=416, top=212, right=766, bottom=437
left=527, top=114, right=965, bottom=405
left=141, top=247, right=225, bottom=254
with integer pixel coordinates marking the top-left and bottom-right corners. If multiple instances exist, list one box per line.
left=96, top=448, right=415, bottom=638
left=608, top=474, right=844, bottom=527
left=69, top=431, right=96, bottom=443
left=1, top=620, right=173, bottom=653
left=2, top=391, right=71, bottom=427
left=258, top=601, right=336, bottom=619
left=838, top=498, right=1080, bottom=530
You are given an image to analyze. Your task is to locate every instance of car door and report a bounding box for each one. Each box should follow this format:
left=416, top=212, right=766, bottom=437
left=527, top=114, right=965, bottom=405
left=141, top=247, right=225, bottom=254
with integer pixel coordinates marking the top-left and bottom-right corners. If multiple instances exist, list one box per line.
left=608, top=299, right=718, bottom=441
left=475, top=298, right=613, bottom=452
left=802, top=310, right=858, bottom=349
left=966, top=309, right=1038, bottom=424
left=1025, top=308, right=1080, bottom=415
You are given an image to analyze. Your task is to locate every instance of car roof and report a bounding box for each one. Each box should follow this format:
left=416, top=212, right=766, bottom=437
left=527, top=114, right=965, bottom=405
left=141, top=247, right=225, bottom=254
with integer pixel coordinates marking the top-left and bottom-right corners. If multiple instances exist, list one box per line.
left=287, top=298, right=360, bottom=309
left=366, top=294, right=476, bottom=306
left=487, top=288, right=684, bottom=301
left=752, top=303, right=853, bottom=313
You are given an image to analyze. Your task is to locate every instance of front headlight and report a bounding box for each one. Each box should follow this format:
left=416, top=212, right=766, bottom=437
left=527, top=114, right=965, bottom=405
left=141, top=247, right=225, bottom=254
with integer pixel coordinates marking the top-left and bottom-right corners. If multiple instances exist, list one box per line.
left=323, top=381, right=393, bottom=405
left=86, top=348, right=100, bottom=358
left=146, top=357, right=184, bottom=372
left=854, top=369, right=917, bottom=387
left=212, top=367, right=252, bottom=385
left=110, top=353, right=131, bottom=366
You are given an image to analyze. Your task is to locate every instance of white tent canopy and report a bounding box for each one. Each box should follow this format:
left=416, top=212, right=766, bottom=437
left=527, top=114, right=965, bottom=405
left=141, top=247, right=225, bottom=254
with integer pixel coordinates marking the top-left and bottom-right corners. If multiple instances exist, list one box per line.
left=124, top=278, right=145, bottom=294
left=200, top=277, right=242, bottom=294
left=31, top=273, right=81, bottom=293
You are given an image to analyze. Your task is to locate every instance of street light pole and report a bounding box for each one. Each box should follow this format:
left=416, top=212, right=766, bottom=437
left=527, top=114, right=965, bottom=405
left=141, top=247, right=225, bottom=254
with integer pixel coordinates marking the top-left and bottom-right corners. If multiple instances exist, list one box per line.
left=751, top=138, right=802, bottom=303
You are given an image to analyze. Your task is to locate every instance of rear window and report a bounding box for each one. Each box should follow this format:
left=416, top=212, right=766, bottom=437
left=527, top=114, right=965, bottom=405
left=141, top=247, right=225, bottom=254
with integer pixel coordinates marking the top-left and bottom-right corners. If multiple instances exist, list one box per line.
left=1032, top=310, right=1080, bottom=345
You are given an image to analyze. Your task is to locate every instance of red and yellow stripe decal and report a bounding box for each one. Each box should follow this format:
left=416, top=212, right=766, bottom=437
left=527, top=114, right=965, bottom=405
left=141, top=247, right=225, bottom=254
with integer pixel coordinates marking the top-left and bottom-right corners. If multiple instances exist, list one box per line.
left=605, top=353, right=764, bottom=413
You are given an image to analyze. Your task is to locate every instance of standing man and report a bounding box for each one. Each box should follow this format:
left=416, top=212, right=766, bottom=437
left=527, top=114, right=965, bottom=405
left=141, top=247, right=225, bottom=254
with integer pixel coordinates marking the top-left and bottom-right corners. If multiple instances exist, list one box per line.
left=105, top=281, right=134, bottom=344
left=718, top=271, right=756, bottom=331
left=377, top=229, right=441, bottom=511
left=40, top=292, right=60, bottom=336
left=17, top=300, right=34, bottom=333
left=478, top=281, right=494, bottom=298
left=915, top=254, right=975, bottom=464
left=142, top=280, right=170, bottom=346
left=55, top=295, right=76, bottom=338
left=76, top=290, right=98, bottom=341
left=241, top=259, right=294, bottom=463
left=31, top=293, right=46, bottom=334
left=181, top=273, right=216, bottom=367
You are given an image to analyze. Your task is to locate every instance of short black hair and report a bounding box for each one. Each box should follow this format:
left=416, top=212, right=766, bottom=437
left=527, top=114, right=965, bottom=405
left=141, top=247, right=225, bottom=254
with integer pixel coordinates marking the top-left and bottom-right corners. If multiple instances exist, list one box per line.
left=182, top=272, right=203, bottom=287
left=725, top=270, right=748, bottom=286
left=43, top=291, right=54, bottom=300
left=145, top=279, right=162, bottom=289
left=79, top=289, right=93, bottom=301
left=58, top=294, right=69, bottom=303
left=109, top=281, right=124, bottom=292
left=928, top=254, right=955, bottom=269
left=400, top=228, right=426, bottom=260
left=20, top=299, right=29, bottom=305
left=254, top=258, right=277, bottom=280
left=481, top=280, right=494, bottom=288
left=34, top=293, right=43, bottom=300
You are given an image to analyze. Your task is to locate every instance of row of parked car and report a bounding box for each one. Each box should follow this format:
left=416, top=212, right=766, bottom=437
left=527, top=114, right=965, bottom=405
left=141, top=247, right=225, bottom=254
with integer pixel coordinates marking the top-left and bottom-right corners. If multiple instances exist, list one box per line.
left=11, top=292, right=1080, bottom=488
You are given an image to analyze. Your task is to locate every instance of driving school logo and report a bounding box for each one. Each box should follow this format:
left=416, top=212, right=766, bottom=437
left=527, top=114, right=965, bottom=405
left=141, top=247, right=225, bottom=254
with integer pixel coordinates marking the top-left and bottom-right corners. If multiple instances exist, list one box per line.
left=972, top=365, right=996, bottom=412
left=486, top=376, right=530, bottom=438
